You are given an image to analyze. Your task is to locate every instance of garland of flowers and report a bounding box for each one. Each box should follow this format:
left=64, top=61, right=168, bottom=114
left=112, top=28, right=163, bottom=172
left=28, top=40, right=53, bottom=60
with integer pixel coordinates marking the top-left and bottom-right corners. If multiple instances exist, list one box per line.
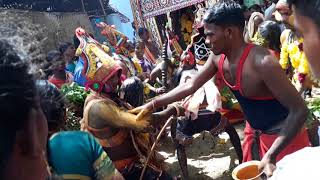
left=279, top=38, right=310, bottom=76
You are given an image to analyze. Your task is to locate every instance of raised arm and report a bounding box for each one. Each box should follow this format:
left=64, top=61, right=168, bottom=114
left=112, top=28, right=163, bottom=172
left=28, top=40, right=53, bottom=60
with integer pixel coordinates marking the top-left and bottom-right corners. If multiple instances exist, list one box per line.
left=255, top=50, right=308, bottom=176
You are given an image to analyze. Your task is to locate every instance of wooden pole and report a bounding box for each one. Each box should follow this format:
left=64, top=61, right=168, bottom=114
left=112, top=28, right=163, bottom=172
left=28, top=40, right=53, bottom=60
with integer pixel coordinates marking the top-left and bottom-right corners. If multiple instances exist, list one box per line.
left=98, top=0, right=107, bottom=17
left=80, top=0, right=86, bottom=13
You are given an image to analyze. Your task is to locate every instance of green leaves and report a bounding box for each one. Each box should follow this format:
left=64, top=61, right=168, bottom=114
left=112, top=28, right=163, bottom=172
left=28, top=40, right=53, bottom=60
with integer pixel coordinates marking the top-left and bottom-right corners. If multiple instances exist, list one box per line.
left=61, top=83, right=90, bottom=106
left=307, top=98, right=320, bottom=118
left=61, top=83, right=89, bottom=131
left=306, top=97, right=320, bottom=128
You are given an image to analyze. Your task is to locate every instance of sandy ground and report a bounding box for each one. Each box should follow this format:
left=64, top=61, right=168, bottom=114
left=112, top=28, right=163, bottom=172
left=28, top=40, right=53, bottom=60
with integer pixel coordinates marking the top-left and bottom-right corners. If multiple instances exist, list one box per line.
left=157, top=88, right=320, bottom=180
left=158, top=123, right=245, bottom=180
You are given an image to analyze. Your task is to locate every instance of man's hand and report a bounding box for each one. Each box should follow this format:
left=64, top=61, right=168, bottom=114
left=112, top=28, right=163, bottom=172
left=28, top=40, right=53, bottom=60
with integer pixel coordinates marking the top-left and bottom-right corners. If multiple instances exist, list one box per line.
left=128, top=102, right=151, bottom=114
left=134, top=113, right=154, bottom=132
left=259, top=153, right=277, bottom=178
left=128, top=101, right=153, bottom=121
left=155, top=86, right=166, bottom=94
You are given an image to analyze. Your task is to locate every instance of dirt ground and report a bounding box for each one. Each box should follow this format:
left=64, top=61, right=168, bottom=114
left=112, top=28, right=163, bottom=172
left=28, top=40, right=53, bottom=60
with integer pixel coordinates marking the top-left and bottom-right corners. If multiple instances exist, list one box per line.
left=157, top=88, right=320, bottom=180
left=158, top=123, right=245, bottom=180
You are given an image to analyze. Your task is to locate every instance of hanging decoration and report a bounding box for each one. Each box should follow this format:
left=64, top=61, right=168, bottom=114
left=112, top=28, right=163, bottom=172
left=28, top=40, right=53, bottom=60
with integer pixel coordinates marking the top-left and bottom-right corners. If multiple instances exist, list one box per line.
left=180, top=13, right=193, bottom=44
left=139, top=0, right=207, bottom=19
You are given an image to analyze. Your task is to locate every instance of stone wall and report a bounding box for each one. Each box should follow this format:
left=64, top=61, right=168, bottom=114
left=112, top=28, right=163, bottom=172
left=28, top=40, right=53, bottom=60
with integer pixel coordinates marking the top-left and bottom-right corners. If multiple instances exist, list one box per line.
left=0, top=8, right=93, bottom=53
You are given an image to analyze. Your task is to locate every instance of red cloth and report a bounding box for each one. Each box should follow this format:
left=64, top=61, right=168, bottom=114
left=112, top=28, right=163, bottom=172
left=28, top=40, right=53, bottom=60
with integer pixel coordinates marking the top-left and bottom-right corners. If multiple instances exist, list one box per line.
left=48, top=76, right=67, bottom=89
left=242, top=122, right=310, bottom=162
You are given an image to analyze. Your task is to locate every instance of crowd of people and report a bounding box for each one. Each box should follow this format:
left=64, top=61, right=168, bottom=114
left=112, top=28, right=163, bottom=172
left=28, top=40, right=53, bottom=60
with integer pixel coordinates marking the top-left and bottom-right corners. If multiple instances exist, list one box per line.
left=1, top=0, right=320, bottom=179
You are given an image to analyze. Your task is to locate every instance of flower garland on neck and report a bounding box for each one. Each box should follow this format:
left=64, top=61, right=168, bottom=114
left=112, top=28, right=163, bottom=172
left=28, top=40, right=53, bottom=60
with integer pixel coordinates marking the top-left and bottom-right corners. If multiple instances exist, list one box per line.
left=279, top=38, right=310, bottom=82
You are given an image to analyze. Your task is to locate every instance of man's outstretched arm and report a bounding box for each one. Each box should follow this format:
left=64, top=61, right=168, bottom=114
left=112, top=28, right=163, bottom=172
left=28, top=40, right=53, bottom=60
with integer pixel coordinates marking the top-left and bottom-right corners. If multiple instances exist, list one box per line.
left=132, top=53, right=219, bottom=113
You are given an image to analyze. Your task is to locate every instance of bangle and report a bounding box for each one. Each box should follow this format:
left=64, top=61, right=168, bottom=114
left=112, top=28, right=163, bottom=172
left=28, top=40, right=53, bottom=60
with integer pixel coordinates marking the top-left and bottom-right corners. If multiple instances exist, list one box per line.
left=169, top=103, right=180, bottom=117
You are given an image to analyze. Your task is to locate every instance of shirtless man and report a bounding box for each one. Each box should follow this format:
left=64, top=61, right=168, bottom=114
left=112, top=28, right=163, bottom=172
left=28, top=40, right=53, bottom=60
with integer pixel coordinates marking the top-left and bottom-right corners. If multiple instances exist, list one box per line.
left=288, top=0, right=320, bottom=79
left=131, top=1, right=309, bottom=177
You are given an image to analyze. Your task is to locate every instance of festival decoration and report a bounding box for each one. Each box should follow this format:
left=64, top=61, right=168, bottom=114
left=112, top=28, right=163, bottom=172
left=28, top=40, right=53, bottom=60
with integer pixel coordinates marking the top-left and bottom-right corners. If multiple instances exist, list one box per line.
left=75, top=27, right=122, bottom=93
left=137, top=0, right=207, bottom=19
left=97, top=22, right=129, bottom=55
left=181, top=14, right=193, bottom=44
left=279, top=38, right=310, bottom=82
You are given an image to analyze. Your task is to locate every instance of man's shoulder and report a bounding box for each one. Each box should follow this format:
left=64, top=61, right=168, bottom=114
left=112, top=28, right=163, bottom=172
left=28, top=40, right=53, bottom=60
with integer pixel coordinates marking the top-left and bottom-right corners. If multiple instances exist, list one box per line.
left=209, top=53, right=222, bottom=64
left=250, top=45, right=277, bottom=70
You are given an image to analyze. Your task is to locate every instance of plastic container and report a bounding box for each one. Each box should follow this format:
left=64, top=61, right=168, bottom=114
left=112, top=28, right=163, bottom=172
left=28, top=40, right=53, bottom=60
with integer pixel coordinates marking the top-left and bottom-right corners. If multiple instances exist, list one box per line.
left=232, top=161, right=264, bottom=180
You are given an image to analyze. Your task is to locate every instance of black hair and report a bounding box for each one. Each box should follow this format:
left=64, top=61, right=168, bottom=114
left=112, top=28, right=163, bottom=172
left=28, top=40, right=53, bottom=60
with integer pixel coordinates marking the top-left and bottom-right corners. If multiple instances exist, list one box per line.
left=120, top=77, right=144, bottom=107
left=46, top=50, right=61, bottom=62
left=73, top=34, right=80, bottom=49
left=288, top=0, right=320, bottom=28
left=203, top=1, right=245, bottom=30
left=0, top=39, right=36, bottom=176
left=242, top=5, right=248, bottom=11
left=138, top=27, right=148, bottom=37
left=259, top=21, right=282, bottom=52
left=58, top=42, right=73, bottom=54
left=36, top=80, right=65, bottom=133
left=42, top=54, right=66, bottom=79
left=135, top=39, right=145, bottom=50
left=249, top=4, right=263, bottom=13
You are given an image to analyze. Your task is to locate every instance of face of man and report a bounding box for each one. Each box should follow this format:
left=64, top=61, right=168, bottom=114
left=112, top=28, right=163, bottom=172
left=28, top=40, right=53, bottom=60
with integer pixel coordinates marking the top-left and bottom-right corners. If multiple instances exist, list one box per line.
left=64, top=45, right=76, bottom=57
left=293, top=6, right=320, bottom=78
left=105, top=73, right=121, bottom=93
left=204, top=23, right=228, bottom=55
left=135, top=42, right=145, bottom=59
left=276, top=7, right=294, bottom=28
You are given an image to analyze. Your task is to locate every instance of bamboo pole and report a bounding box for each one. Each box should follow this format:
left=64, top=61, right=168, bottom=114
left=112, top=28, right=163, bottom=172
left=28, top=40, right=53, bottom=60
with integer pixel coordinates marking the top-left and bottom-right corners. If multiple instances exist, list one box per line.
left=139, top=117, right=173, bottom=180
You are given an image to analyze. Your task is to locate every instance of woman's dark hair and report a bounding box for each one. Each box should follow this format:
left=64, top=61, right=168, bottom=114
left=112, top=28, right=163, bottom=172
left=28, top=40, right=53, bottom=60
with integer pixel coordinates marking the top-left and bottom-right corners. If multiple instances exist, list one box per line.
left=203, top=1, right=245, bottom=30
left=73, top=34, right=80, bottom=49
left=46, top=50, right=61, bottom=62
left=0, top=39, right=36, bottom=176
left=36, top=80, right=65, bottom=133
left=259, top=20, right=282, bottom=52
left=58, top=42, right=73, bottom=54
left=288, top=0, right=320, bottom=28
left=120, top=77, right=144, bottom=107
left=249, top=4, right=263, bottom=13
left=42, top=53, right=65, bottom=79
